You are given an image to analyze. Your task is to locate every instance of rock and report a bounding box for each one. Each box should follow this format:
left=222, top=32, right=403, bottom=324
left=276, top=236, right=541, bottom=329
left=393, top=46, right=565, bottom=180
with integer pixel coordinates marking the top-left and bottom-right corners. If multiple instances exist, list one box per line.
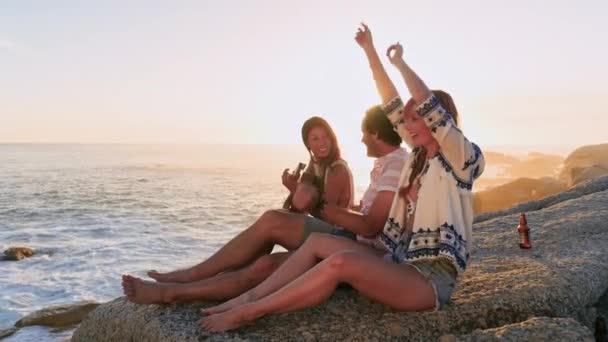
left=73, top=188, right=608, bottom=341
left=474, top=177, right=567, bottom=214
left=0, top=327, right=19, bottom=339
left=3, top=246, right=35, bottom=261
left=596, top=289, right=608, bottom=342
left=559, top=143, right=608, bottom=186
left=596, top=315, right=607, bottom=342
left=438, top=334, right=460, bottom=342
left=456, top=317, right=594, bottom=341
left=15, top=301, right=100, bottom=328
left=475, top=175, right=608, bottom=223
left=571, top=164, right=608, bottom=187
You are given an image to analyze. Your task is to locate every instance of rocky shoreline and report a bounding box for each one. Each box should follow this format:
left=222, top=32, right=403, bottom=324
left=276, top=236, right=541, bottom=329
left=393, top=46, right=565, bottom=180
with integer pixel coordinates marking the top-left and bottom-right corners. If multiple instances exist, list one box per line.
left=71, top=177, right=608, bottom=341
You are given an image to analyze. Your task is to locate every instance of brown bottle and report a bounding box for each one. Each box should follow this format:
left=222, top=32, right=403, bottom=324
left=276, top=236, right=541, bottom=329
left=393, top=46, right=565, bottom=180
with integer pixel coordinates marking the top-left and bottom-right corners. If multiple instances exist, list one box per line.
left=517, top=213, right=532, bottom=249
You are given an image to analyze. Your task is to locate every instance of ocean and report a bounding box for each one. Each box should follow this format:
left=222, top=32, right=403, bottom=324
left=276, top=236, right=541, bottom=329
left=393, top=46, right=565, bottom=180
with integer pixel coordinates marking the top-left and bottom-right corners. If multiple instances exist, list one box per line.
left=0, top=143, right=378, bottom=341
left=0, top=142, right=547, bottom=340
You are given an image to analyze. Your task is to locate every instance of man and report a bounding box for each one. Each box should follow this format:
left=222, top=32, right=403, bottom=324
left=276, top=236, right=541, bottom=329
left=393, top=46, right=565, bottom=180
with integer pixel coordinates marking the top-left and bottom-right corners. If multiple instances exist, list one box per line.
left=122, top=107, right=408, bottom=304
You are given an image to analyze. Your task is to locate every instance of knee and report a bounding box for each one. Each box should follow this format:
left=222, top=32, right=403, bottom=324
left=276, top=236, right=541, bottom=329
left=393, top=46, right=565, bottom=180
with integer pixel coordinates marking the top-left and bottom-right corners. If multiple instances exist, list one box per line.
left=259, top=209, right=280, bottom=223
left=259, top=210, right=289, bottom=235
left=304, top=233, right=337, bottom=258
left=325, top=251, right=357, bottom=274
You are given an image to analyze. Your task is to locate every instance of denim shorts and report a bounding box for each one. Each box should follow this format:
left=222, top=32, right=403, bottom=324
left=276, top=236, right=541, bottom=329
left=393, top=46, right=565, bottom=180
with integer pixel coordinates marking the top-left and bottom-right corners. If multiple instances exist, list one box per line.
left=385, top=255, right=457, bottom=310
left=302, top=215, right=356, bottom=243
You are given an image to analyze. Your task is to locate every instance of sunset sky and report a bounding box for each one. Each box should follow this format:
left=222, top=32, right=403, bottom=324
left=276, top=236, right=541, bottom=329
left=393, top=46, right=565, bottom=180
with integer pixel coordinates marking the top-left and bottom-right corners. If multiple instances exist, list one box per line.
left=2, top=0, right=607, bottom=156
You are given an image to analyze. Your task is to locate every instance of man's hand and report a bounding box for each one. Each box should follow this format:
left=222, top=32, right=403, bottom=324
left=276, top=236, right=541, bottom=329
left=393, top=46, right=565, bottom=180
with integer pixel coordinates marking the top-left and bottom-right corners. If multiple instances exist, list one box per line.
left=355, top=23, right=373, bottom=50
left=292, top=182, right=320, bottom=213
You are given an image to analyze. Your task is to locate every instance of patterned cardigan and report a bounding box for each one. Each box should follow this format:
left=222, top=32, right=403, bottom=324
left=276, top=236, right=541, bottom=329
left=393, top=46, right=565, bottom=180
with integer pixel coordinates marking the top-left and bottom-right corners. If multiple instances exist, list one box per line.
left=379, top=94, right=485, bottom=275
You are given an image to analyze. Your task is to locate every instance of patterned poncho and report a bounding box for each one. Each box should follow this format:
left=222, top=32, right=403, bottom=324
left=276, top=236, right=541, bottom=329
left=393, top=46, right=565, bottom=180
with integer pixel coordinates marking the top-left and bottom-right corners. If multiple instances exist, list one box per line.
left=379, top=94, right=485, bottom=274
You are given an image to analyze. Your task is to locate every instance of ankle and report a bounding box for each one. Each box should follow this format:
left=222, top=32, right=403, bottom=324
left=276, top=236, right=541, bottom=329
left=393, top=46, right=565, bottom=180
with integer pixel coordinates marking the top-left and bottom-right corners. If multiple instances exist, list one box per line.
left=161, top=287, right=176, bottom=303
left=241, top=303, right=262, bottom=322
left=178, top=269, right=195, bottom=283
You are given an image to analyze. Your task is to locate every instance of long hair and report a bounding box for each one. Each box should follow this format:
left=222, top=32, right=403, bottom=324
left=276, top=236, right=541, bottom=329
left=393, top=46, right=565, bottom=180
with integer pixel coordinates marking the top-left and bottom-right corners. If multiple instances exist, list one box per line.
left=432, top=89, right=459, bottom=126
left=301, top=116, right=341, bottom=167
left=406, top=90, right=458, bottom=187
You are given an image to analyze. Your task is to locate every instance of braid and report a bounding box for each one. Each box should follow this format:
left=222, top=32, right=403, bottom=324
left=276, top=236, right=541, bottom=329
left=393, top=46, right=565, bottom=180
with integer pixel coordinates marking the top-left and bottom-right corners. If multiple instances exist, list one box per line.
left=408, top=147, right=428, bottom=185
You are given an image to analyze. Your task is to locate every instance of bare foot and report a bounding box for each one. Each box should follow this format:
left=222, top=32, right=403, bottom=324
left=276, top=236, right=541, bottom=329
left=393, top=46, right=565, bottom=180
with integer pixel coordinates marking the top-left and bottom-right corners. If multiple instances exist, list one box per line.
left=123, top=274, right=174, bottom=304
left=147, top=269, right=191, bottom=283
left=200, top=306, right=254, bottom=332
left=121, top=275, right=135, bottom=297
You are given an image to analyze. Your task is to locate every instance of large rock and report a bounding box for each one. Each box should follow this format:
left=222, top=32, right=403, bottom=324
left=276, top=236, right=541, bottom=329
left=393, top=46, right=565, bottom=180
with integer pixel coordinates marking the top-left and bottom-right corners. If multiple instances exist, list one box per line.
left=473, top=177, right=567, bottom=214
left=560, top=143, right=608, bottom=186
left=449, top=317, right=594, bottom=341
left=15, top=301, right=99, bottom=328
left=475, top=175, right=608, bottom=223
left=3, top=246, right=35, bottom=261
left=571, top=164, right=608, bottom=187
left=73, top=189, right=608, bottom=341
left=0, top=327, right=18, bottom=339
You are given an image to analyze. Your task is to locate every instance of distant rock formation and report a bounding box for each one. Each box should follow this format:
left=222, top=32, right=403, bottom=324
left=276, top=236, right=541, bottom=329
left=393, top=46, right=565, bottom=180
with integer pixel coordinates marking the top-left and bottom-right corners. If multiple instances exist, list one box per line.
left=15, top=301, right=100, bottom=328
left=3, top=246, right=35, bottom=261
left=483, top=151, right=520, bottom=166
left=559, top=143, right=608, bottom=186
left=474, top=144, right=607, bottom=214
left=503, top=153, right=563, bottom=179
left=1, top=301, right=100, bottom=339
left=73, top=178, right=608, bottom=341
left=474, top=177, right=567, bottom=215
left=475, top=175, right=608, bottom=223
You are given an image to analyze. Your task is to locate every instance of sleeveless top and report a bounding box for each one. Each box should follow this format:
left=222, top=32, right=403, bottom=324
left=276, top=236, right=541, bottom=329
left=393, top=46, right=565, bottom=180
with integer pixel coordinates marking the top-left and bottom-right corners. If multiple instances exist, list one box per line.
left=307, top=158, right=355, bottom=208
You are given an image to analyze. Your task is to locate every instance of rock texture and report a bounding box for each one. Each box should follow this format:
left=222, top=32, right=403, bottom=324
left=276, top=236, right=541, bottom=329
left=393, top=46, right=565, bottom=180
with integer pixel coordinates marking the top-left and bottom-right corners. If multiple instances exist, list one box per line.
left=559, top=143, right=608, bottom=186
left=448, top=317, right=594, bottom=341
left=572, top=164, right=608, bottom=187
left=15, top=301, right=99, bottom=328
left=73, top=181, right=608, bottom=341
left=0, top=327, right=18, bottom=339
left=3, top=246, right=35, bottom=261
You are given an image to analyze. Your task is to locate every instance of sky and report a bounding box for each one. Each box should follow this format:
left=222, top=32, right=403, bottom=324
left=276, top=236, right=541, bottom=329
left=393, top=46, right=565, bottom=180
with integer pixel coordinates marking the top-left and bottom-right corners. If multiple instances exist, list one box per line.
left=1, top=0, right=607, bottom=158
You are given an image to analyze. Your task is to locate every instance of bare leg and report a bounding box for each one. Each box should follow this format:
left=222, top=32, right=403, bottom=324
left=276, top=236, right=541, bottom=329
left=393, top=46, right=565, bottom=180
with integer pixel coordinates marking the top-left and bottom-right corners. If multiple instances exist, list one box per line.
left=149, top=210, right=306, bottom=283
left=123, top=253, right=290, bottom=304
left=200, top=250, right=436, bottom=332
left=202, top=233, right=384, bottom=314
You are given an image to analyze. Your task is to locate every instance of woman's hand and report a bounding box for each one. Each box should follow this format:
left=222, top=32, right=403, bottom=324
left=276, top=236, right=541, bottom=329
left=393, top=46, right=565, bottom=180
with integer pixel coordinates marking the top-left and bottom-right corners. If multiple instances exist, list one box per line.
left=355, top=23, right=373, bottom=50
left=386, top=43, right=404, bottom=65
left=281, top=169, right=298, bottom=192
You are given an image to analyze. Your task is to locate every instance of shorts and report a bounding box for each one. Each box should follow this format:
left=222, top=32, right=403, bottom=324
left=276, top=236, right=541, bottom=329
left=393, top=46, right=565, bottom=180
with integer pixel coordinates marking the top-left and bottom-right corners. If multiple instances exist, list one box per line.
left=302, top=215, right=357, bottom=243
left=385, top=254, right=457, bottom=310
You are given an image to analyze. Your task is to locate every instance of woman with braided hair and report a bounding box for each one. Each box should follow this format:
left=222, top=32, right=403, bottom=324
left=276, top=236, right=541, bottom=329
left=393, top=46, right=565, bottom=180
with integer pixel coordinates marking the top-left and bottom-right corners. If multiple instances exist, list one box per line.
left=199, top=24, right=484, bottom=332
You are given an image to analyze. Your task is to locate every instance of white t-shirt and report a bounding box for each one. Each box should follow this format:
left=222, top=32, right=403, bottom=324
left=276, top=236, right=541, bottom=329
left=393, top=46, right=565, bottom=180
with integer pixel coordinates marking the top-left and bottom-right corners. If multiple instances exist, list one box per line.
left=357, top=148, right=408, bottom=249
